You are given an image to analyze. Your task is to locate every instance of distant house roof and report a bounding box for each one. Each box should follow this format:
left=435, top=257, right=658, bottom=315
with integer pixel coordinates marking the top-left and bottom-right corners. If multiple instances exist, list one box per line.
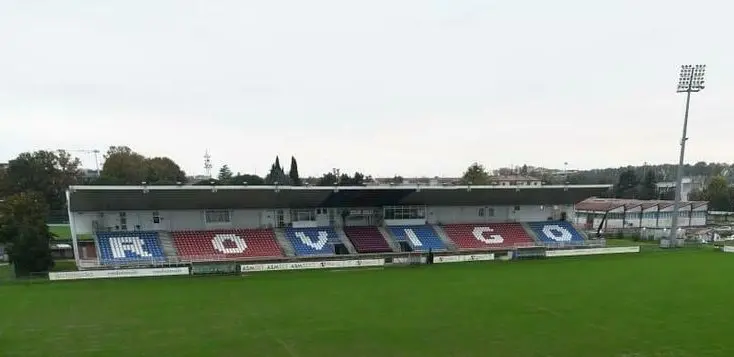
left=67, top=184, right=611, bottom=212
left=489, top=175, right=541, bottom=182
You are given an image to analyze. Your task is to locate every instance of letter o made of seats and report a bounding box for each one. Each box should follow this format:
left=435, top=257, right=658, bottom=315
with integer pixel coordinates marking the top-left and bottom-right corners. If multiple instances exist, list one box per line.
left=542, top=224, right=573, bottom=242
left=212, top=234, right=248, bottom=254
left=473, top=227, right=503, bottom=244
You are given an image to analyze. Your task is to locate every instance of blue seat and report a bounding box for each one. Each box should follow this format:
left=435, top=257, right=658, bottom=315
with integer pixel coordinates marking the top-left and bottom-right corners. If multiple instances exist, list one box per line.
left=527, top=221, right=585, bottom=245
left=388, top=225, right=445, bottom=251
left=284, top=227, right=340, bottom=256
left=96, top=231, right=165, bottom=264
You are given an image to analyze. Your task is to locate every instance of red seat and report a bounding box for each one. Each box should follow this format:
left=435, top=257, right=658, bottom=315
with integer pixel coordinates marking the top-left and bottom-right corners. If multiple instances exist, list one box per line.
left=442, top=223, right=536, bottom=250
left=343, top=226, right=392, bottom=253
left=171, top=229, right=282, bottom=262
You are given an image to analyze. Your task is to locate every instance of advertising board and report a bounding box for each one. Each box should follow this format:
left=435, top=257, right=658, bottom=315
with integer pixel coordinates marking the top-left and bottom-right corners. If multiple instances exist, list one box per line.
left=434, top=253, right=495, bottom=264
left=49, top=267, right=190, bottom=281
left=241, top=259, right=384, bottom=273
left=191, top=263, right=239, bottom=275
left=544, top=246, right=640, bottom=258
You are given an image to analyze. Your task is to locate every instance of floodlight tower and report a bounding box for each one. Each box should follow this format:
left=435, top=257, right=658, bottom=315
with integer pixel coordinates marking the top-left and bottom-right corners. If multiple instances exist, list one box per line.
left=667, top=65, right=706, bottom=247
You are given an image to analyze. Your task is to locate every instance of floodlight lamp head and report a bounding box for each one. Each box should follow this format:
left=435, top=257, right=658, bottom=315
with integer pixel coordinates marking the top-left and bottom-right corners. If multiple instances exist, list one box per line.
left=676, top=64, right=706, bottom=93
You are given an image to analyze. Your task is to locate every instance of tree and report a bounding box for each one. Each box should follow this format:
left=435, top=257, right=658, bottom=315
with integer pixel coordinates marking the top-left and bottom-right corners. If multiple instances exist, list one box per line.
left=144, top=157, right=186, bottom=184
left=520, top=164, right=529, bottom=176
left=638, top=170, right=658, bottom=200
left=0, top=192, right=54, bottom=276
left=0, top=165, right=11, bottom=198
left=5, top=150, right=81, bottom=213
left=101, top=146, right=146, bottom=184
left=614, top=168, right=640, bottom=198
left=460, top=163, right=491, bottom=185
left=337, top=173, right=362, bottom=186
left=688, top=188, right=706, bottom=201
left=350, top=172, right=366, bottom=186
left=316, top=172, right=338, bottom=186
left=193, top=178, right=220, bottom=185
left=701, top=176, right=732, bottom=211
left=231, top=173, right=265, bottom=185
left=288, top=156, right=301, bottom=186
left=101, top=147, right=185, bottom=184
left=265, top=156, right=290, bottom=185
left=392, top=175, right=404, bottom=184
left=218, top=165, right=234, bottom=183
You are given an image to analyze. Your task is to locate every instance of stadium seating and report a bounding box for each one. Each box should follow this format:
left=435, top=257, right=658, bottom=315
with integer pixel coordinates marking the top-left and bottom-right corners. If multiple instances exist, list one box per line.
left=172, top=229, right=282, bottom=262
left=388, top=225, right=446, bottom=251
left=96, top=231, right=165, bottom=264
left=527, top=221, right=586, bottom=245
left=343, top=226, right=392, bottom=253
left=284, top=227, right=340, bottom=256
left=441, top=223, right=536, bottom=250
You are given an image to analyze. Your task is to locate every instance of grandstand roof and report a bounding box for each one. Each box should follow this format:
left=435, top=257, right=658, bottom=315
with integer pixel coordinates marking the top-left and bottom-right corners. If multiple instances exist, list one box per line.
left=67, top=184, right=612, bottom=211
left=575, top=198, right=708, bottom=212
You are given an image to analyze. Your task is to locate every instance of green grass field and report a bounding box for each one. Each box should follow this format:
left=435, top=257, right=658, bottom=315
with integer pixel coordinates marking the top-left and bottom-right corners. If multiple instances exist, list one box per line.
left=48, top=224, right=71, bottom=239
left=1, top=250, right=733, bottom=357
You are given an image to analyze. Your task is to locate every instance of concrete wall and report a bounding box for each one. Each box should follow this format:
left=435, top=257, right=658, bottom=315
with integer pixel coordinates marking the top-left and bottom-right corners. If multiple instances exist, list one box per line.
left=71, top=204, right=579, bottom=235
left=427, top=205, right=573, bottom=225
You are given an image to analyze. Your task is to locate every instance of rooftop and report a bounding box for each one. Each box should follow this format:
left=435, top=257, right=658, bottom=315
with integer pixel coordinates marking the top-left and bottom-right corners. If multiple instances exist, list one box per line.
left=67, top=184, right=611, bottom=212
left=575, top=197, right=708, bottom=212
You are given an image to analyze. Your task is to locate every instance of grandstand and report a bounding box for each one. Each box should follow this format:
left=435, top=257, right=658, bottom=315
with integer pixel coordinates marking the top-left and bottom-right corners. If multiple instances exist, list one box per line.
left=65, top=184, right=610, bottom=268
left=574, top=197, right=708, bottom=230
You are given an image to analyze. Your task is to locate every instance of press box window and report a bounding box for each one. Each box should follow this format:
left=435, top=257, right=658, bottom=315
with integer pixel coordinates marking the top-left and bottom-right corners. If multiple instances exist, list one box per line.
left=205, top=210, right=231, bottom=223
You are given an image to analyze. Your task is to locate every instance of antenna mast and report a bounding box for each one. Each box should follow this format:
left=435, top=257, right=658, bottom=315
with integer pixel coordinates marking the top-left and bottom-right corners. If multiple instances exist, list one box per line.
left=204, top=150, right=213, bottom=179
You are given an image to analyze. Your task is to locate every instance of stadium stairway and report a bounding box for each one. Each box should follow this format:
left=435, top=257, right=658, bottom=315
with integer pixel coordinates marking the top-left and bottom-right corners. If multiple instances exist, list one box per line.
left=335, top=228, right=358, bottom=254
left=94, top=237, right=103, bottom=261
left=157, top=231, right=178, bottom=260
left=431, top=225, right=458, bottom=252
left=274, top=228, right=296, bottom=257
left=520, top=222, right=542, bottom=243
left=378, top=225, right=401, bottom=252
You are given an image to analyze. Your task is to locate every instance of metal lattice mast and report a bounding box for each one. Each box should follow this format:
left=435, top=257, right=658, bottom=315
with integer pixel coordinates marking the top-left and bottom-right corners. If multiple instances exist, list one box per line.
left=204, top=150, right=213, bottom=179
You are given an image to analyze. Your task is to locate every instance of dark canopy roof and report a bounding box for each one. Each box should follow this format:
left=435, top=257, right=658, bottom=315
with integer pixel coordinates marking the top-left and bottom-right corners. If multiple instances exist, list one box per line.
left=67, top=185, right=612, bottom=212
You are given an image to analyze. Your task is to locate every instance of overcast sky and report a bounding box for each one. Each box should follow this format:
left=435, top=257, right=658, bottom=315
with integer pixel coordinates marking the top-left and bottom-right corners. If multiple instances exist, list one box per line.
left=1, top=0, right=732, bottom=178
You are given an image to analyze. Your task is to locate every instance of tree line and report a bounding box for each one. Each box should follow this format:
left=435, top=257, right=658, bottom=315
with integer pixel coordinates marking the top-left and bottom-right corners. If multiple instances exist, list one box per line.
left=2, top=146, right=734, bottom=276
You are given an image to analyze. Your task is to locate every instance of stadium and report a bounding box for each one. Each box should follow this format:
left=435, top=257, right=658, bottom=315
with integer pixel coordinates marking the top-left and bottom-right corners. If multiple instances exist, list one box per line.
left=64, top=184, right=610, bottom=268
left=3, top=183, right=733, bottom=357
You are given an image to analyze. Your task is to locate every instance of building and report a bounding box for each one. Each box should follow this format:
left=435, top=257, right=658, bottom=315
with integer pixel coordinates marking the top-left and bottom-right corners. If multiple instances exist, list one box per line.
left=369, top=177, right=460, bottom=186
left=66, top=184, right=610, bottom=268
left=574, top=197, right=708, bottom=230
left=656, top=177, right=705, bottom=201
left=489, top=175, right=542, bottom=186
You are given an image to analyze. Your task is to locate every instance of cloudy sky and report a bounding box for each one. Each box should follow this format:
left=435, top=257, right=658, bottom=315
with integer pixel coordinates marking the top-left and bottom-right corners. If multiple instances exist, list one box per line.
left=1, top=0, right=732, bottom=178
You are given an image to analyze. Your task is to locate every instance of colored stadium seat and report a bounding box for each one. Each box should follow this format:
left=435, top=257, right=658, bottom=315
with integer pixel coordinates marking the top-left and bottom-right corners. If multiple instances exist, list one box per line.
left=388, top=225, right=445, bottom=251
left=285, top=227, right=340, bottom=256
left=441, top=223, right=536, bottom=250
left=172, top=229, right=282, bottom=262
left=343, top=226, right=392, bottom=253
left=527, top=221, right=585, bottom=245
left=96, top=231, right=165, bottom=264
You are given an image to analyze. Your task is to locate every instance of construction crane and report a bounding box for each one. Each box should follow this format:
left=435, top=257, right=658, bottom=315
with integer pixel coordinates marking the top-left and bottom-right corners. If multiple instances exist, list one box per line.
left=71, top=149, right=101, bottom=176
